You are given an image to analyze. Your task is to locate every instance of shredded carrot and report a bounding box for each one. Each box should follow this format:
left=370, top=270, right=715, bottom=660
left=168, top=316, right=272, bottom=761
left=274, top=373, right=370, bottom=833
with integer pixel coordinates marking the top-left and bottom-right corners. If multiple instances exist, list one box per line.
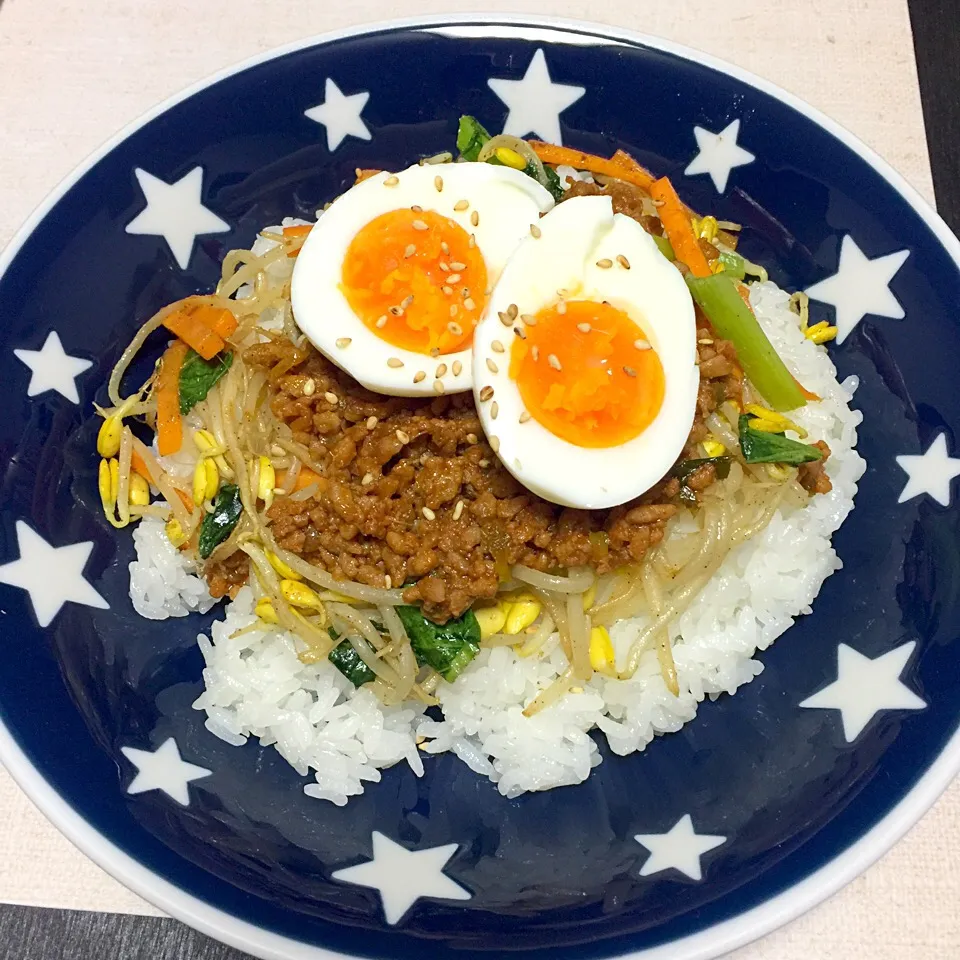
left=354, top=168, right=382, bottom=184
left=650, top=177, right=712, bottom=277
left=192, top=304, right=237, bottom=341
left=161, top=308, right=225, bottom=361
left=156, top=341, right=188, bottom=456
left=796, top=378, right=821, bottom=402
left=173, top=487, right=195, bottom=514
left=528, top=141, right=655, bottom=192
left=282, top=223, right=313, bottom=259
left=276, top=466, right=327, bottom=494
left=131, top=448, right=150, bottom=480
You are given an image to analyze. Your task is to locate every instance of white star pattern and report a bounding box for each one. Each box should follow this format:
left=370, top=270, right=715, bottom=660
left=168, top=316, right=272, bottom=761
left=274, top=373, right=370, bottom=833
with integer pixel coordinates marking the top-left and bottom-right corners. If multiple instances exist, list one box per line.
left=121, top=737, right=212, bottom=806
left=304, top=78, right=371, bottom=152
left=13, top=331, right=92, bottom=404
left=683, top=120, right=755, bottom=193
left=800, top=642, right=925, bottom=742
left=634, top=815, right=726, bottom=882
left=125, top=167, right=230, bottom=270
left=805, top=236, right=910, bottom=344
left=332, top=831, right=470, bottom=924
left=487, top=48, right=585, bottom=144
left=895, top=434, right=960, bottom=506
left=0, top=522, right=108, bottom=627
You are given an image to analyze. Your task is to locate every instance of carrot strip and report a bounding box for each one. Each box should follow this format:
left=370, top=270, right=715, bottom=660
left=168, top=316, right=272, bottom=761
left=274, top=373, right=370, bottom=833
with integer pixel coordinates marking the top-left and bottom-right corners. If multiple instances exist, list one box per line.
left=528, top=141, right=655, bottom=192
left=174, top=487, right=196, bottom=514
left=161, top=308, right=225, bottom=361
left=131, top=448, right=150, bottom=480
left=156, top=341, right=188, bottom=456
left=276, top=466, right=328, bottom=493
left=649, top=177, right=712, bottom=277
left=282, top=225, right=313, bottom=238
left=192, top=304, right=237, bottom=340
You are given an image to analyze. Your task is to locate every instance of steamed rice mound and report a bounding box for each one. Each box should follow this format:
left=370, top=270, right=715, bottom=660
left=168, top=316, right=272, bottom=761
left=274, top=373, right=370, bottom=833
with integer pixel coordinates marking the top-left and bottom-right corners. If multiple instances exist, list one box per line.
left=159, top=280, right=864, bottom=802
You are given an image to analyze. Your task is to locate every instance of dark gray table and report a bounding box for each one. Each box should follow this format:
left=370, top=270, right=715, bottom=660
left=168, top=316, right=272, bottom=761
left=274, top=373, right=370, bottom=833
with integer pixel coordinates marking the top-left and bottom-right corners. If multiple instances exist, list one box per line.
left=0, top=0, right=955, bottom=956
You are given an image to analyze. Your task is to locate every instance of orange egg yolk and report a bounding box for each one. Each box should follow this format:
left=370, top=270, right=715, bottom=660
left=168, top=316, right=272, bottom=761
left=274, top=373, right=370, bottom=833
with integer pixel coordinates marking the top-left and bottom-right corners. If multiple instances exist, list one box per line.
left=509, top=300, right=665, bottom=448
left=340, top=208, right=488, bottom=355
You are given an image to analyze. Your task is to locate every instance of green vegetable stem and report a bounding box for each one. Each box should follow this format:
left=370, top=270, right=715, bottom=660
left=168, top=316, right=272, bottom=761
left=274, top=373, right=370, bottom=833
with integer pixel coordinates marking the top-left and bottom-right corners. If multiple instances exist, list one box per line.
left=686, top=273, right=806, bottom=411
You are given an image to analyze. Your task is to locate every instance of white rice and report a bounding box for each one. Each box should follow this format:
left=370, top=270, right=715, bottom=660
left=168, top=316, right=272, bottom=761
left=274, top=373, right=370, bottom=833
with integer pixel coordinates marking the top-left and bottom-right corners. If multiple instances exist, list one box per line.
left=131, top=279, right=864, bottom=802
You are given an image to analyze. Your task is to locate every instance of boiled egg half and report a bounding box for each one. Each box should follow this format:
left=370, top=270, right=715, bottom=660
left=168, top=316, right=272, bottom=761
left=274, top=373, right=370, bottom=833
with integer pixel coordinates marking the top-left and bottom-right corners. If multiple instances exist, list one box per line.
left=472, top=195, right=699, bottom=509
left=291, top=162, right=555, bottom=396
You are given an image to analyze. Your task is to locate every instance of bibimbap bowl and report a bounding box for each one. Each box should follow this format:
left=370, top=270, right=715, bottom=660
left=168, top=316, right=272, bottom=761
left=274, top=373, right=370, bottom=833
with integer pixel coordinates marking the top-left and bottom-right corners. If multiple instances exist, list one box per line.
left=0, top=15, right=958, bottom=960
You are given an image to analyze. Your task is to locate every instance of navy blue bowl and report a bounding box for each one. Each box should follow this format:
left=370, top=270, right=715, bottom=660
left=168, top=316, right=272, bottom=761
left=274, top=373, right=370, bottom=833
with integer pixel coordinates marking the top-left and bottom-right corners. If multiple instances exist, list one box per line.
left=1, top=16, right=959, bottom=960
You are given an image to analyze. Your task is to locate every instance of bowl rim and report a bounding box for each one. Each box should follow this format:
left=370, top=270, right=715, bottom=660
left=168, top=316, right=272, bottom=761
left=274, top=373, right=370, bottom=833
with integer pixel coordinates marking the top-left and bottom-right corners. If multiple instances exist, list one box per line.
left=1, top=13, right=958, bottom=960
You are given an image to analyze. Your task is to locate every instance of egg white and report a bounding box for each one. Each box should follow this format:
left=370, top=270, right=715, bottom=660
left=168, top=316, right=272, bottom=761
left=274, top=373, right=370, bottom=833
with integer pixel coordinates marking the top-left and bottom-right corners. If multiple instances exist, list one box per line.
left=291, top=161, right=554, bottom=397
left=471, top=195, right=699, bottom=509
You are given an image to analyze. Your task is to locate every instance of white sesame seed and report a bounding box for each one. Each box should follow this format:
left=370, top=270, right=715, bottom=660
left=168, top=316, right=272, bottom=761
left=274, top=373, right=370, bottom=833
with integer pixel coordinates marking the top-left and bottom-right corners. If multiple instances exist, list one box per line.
left=383, top=175, right=400, bottom=187
left=441, top=285, right=453, bottom=295
left=439, top=261, right=449, bottom=272
left=396, top=429, right=410, bottom=444
left=404, top=243, right=417, bottom=258
left=302, top=378, right=316, bottom=397
left=489, top=435, right=500, bottom=453
left=486, top=358, right=499, bottom=374
left=413, top=370, right=426, bottom=383
left=433, top=380, right=445, bottom=394
left=436, top=363, right=448, bottom=377
left=470, top=210, right=480, bottom=227
left=324, top=391, right=338, bottom=404
left=463, top=297, right=476, bottom=311
left=430, top=347, right=440, bottom=357
left=387, top=357, right=404, bottom=368
left=376, top=315, right=388, bottom=329
left=446, top=273, right=462, bottom=285
left=412, top=219, right=429, bottom=231
left=548, top=354, right=562, bottom=370
left=519, top=411, right=531, bottom=423
left=596, top=258, right=613, bottom=269
left=697, top=338, right=713, bottom=345
left=466, top=433, right=478, bottom=444
left=577, top=322, right=591, bottom=333
left=362, top=472, right=374, bottom=485
left=384, top=574, right=392, bottom=589
left=490, top=401, right=499, bottom=420
left=491, top=340, right=504, bottom=353
left=498, top=311, right=512, bottom=327
left=479, top=385, right=494, bottom=402
left=452, top=360, right=463, bottom=376
left=366, top=416, right=378, bottom=430
left=411, top=205, right=423, bottom=213
left=450, top=304, right=459, bottom=317
left=453, top=500, right=464, bottom=520
left=454, top=199, right=469, bottom=211
left=335, top=337, right=352, bottom=349
left=520, top=314, right=537, bottom=326
left=531, top=345, right=540, bottom=361
left=634, top=338, right=651, bottom=350
left=478, top=459, right=490, bottom=468
left=434, top=175, right=444, bottom=192
left=507, top=303, right=518, bottom=320
left=623, top=365, right=637, bottom=377
left=447, top=321, right=463, bottom=336
left=449, top=261, right=466, bottom=271
left=388, top=305, right=404, bottom=317
left=514, top=326, right=526, bottom=339
left=440, top=241, right=450, bottom=254
left=400, top=295, right=414, bottom=310
left=469, top=233, right=476, bottom=248
left=530, top=223, right=542, bottom=238
left=556, top=300, right=567, bottom=315
left=617, top=254, right=631, bottom=269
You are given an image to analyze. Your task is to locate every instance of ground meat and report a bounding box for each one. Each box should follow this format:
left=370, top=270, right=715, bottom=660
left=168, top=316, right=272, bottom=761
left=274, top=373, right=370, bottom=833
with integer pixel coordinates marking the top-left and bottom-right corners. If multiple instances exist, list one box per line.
left=206, top=550, right=249, bottom=599
left=799, top=441, right=833, bottom=494
left=242, top=343, right=703, bottom=622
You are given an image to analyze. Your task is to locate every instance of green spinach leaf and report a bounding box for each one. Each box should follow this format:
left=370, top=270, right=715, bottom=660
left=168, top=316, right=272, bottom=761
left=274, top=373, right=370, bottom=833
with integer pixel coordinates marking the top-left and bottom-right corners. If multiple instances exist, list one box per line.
left=327, top=628, right=377, bottom=687
left=396, top=603, right=481, bottom=682
left=179, top=349, right=233, bottom=415
left=738, top=415, right=824, bottom=465
left=673, top=456, right=732, bottom=483
left=456, top=115, right=492, bottom=162
left=198, top=484, right=243, bottom=559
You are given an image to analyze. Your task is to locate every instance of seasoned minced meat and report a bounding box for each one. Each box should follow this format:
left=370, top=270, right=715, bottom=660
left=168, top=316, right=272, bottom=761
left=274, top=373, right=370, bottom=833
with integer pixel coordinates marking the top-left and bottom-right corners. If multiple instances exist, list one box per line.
left=235, top=332, right=742, bottom=622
